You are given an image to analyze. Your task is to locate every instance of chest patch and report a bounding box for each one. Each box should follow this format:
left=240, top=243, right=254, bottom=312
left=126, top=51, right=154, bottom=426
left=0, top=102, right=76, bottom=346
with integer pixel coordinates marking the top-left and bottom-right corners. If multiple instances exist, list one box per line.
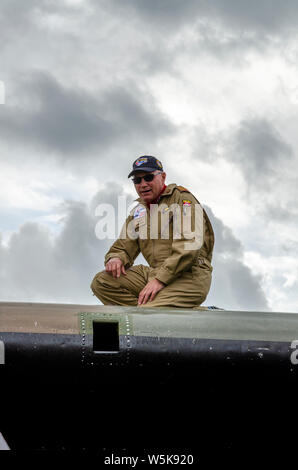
left=134, top=206, right=146, bottom=219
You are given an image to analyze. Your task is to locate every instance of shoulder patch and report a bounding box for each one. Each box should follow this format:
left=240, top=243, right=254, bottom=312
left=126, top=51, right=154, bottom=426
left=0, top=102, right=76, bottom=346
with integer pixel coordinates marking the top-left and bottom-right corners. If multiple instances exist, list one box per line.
left=133, top=205, right=146, bottom=219
left=176, top=185, right=190, bottom=193
left=129, top=202, right=144, bottom=217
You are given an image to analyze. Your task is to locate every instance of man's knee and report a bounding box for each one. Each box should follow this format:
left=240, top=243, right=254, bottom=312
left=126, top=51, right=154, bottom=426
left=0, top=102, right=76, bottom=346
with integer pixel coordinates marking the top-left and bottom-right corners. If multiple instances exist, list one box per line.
left=90, top=271, right=107, bottom=297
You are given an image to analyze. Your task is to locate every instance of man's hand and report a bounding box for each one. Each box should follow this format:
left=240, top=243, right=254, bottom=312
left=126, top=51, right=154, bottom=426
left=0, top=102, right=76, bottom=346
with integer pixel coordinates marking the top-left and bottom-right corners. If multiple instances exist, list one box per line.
left=105, top=258, right=126, bottom=279
left=138, top=279, right=165, bottom=305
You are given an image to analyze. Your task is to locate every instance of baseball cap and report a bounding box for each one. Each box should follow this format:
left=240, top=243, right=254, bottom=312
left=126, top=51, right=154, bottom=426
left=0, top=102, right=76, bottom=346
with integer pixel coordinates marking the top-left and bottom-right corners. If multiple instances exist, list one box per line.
left=128, top=156, right=163, bottom=178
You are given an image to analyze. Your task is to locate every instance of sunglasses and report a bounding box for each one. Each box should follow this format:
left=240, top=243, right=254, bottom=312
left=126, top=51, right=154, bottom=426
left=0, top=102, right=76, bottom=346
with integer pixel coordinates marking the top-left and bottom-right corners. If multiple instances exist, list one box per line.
left=132, top=172, right=162, bottom=184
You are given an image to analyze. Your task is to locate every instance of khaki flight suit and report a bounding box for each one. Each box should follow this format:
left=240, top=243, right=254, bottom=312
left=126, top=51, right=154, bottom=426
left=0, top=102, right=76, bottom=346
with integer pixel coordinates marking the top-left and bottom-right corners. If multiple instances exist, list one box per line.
left=91, top=184, right=214, bottom=308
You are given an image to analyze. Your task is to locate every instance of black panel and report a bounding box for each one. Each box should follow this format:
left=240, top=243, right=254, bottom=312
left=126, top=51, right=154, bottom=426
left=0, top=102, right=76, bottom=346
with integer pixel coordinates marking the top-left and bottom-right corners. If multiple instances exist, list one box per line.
left=93, top=321, right=119, bottom=352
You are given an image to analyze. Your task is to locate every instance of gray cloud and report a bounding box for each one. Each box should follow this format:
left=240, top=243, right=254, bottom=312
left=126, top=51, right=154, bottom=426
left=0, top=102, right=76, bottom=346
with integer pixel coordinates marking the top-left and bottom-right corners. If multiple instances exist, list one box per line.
left=191, top=118, right=295, bottom=198
left=206, top=0, right=298, bottom=34
left=232, top=118, right=293, bottom=185
left=190, top=117, right=298, bottom=236
left=209, top=255, right=269, bottom=310
left=0, top=71, right=174, bottom=160
left=106, top=0, right=298, bottom=35
left=190, top=23, right=273, bottom=64
left=0, top=183, right=132, bottom=303
left=265, top=203, right=298, bottom=224
left=191, top=117, right=295, bottom=194
left=92, top=0, right=298, bottom=70
left=0, top=0, right=39, bottom=43
left=226, top=117, right=298, bottom=224
left=0, top=0, right=85, bottom=48
left=191, top=117, right=296, bottom=215
left=5, top=0, right=298, bottom=40
left=104, top=0, right=199, bottom=30
left=205, top=206, right=269, bottom=310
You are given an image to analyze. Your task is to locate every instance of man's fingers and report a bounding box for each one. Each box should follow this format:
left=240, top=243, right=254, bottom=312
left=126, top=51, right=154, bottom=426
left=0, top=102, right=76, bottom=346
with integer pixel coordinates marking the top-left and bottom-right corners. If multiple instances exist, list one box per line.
left=113, top=264, right=118, bottom=278
left=138, top=288, right=146, bottom=305
left=142, top=287, right=153, bottom=305
left=142, top=292, right=149, bottom=305
left=105, top=259, right=125, bottom=278
left=149, top=290, right=156, bottom=302
left=138, top=290, right=144, bottom=304
left=106, top=264, right=114, bottom=276
left=138, top=282, right=162, bottom=305
left=138, top=280, right=164, bottom=306
left=116, top=263, right=121, bottom=278
left=110, top=263, right=117, bottom=278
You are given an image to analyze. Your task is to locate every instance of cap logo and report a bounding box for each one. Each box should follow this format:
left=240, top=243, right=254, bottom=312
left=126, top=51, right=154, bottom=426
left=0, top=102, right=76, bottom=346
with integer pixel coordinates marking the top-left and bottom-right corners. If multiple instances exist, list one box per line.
left=156, top=159, right=163, bottom=169
left=135, top=157, right=148, bottom=167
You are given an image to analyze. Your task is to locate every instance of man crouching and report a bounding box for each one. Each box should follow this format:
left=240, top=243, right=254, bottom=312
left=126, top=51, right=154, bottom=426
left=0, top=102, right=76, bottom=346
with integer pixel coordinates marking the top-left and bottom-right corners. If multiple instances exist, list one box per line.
left=91, top=155, right=214, bottom=308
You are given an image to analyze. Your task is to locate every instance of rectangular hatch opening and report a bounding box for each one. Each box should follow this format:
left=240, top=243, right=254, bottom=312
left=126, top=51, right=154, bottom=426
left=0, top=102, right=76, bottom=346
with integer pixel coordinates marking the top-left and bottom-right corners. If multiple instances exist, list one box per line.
left=93, top=321, right=119, bottom=353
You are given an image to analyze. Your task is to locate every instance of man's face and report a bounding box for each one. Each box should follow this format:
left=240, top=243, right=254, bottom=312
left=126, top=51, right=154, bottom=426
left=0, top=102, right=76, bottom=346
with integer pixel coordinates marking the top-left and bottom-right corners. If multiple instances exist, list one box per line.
left=133, top=171, right=166, bottom=203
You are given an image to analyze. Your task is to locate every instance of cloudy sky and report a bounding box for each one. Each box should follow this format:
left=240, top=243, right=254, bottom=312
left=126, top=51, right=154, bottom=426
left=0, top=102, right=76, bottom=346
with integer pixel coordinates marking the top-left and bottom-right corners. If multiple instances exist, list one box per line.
left=1, top=0, right=298, bottom=312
